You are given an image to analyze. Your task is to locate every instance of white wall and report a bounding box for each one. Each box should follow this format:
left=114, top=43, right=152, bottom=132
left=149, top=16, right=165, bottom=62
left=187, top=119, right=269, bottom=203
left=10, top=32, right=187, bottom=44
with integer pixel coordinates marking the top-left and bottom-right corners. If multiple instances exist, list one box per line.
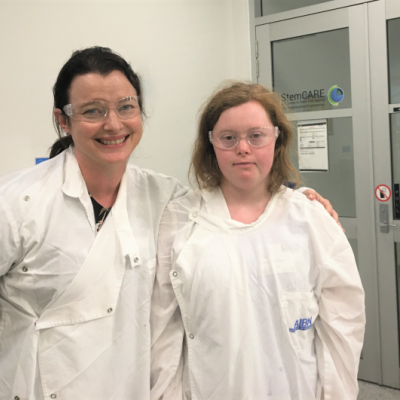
left=0, top=0, right=251, bottom=186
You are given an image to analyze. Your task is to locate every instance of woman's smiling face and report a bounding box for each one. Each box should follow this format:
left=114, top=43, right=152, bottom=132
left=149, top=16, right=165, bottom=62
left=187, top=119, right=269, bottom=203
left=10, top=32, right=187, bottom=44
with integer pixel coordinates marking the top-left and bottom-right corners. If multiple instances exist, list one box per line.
left=212, top=101, right=277, bottom=194
left=60, top=70, right=143, bottom=171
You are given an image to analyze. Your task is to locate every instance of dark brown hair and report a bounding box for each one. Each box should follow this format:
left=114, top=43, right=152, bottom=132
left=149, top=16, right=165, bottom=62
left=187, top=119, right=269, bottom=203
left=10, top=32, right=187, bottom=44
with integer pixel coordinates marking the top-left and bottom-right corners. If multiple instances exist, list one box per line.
left=189, top=81, right=299, bottom=193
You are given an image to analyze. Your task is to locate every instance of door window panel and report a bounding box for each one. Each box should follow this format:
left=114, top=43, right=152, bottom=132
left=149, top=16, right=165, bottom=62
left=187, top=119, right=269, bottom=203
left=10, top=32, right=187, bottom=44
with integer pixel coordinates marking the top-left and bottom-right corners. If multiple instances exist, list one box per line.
left=272, top=29, right=352, bottom=112
left=291, top=118, right=356, bottom=217
left=261, top=0, right=333, bottom=16
left=388, top=18, right=400, bottom=104
left=391, top=114, right=400, bottom=219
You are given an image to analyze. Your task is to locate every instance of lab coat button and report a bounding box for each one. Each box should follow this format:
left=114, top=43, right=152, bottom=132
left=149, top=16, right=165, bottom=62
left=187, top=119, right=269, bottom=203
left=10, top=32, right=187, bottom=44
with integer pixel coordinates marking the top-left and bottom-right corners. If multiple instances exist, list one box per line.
left=172, top=271, right=178, bottom=277
left=189, top=334, right=194, bottom=339
left=22, top=266, right=28, bottom=272
left=134, top=257, right=139, bottom=263
left=107, top=308, right=113, bottom=313
left=50, top=395, right=57, bottom=399
left=192, top=212, right=197, bottom=218
left=23, top=196, right=30, bottom=201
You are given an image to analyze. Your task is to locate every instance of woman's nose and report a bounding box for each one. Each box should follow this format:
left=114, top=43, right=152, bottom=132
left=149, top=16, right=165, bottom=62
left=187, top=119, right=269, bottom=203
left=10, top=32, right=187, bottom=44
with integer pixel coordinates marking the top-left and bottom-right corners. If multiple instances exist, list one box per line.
left=103, top=108, right=124, bottom=131
left=236, top=137, right=251, bottom=154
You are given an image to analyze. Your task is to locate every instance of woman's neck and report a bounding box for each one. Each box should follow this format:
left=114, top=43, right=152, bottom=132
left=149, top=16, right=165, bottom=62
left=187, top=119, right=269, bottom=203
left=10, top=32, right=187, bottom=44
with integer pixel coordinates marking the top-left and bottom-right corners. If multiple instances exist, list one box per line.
left=76, top=156, right=126, bottom=208
left=220, top=181, right=272, bottom=224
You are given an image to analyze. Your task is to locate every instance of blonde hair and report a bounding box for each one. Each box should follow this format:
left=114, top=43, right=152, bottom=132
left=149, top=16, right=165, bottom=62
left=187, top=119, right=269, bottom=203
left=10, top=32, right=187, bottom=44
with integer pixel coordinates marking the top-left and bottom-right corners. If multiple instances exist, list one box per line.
left=189, top=81, right=299, bottom=193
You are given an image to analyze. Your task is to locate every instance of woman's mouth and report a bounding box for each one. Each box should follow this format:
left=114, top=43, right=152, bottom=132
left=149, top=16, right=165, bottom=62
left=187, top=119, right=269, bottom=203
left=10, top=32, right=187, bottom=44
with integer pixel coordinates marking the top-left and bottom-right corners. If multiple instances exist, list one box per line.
left=96, top=135, right=129, bottom=145
left=234, top=162, right=253, bottom=166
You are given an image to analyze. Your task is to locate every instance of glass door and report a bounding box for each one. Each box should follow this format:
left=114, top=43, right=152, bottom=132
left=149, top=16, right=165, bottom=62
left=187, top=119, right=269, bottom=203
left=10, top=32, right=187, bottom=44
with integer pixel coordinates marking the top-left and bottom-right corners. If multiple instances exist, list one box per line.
left=256, top=3, right=382, bottom=385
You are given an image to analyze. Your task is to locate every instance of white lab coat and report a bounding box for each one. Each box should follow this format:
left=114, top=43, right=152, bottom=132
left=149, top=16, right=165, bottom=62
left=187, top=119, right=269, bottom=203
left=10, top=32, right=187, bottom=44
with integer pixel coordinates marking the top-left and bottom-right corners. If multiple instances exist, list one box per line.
left=151, top=187, right=365, bottom=400
left=0, top=147, right=186, bottom=400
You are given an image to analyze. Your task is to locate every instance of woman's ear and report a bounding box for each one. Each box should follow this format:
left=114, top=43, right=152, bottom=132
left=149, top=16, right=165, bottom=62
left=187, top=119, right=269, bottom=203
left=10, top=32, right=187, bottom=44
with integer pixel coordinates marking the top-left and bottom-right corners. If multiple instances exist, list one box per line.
left=53, top=109, right=70, bottom=134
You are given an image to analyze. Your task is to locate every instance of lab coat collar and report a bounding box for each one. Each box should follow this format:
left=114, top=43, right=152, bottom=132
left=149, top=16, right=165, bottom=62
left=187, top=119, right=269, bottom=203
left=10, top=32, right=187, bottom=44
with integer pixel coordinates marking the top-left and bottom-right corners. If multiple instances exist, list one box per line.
left=112, top=172, right=141, bottom=268
left=192, top=186, right=279, bottom=233
left=61, top=148, right=138, bottom=266
left=201, top=187, right=231, bottom=219
left=59, top=146, right=137, bottom=260
left=61, top=147, right=96, bottom=231
left=61, top=147, right=87, bottom=199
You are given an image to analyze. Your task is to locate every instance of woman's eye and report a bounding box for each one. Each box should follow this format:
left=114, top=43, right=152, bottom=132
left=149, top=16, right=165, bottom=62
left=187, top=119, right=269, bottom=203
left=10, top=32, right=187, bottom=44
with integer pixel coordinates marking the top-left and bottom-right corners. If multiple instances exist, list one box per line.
left=250, top=132, right=266, bottom=140
left=119, top=104, right=134, bottom=111
left=221, top=135, right=235, bottom=142
left=118, top=103, right=137, bottom=115
left=82, top=107, right=103, bottom=116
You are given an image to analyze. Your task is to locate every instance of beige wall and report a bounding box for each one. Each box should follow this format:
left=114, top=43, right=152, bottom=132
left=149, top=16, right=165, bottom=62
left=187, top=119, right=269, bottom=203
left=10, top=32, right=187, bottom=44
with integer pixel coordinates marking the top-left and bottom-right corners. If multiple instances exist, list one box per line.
left=0, top=0, right=251, bottom=186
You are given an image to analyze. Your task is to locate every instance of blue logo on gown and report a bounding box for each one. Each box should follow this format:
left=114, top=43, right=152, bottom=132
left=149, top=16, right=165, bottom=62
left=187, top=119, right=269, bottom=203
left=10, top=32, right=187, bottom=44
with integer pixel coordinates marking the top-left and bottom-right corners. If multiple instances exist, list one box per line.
left=289, top=317, right=313, bottom=333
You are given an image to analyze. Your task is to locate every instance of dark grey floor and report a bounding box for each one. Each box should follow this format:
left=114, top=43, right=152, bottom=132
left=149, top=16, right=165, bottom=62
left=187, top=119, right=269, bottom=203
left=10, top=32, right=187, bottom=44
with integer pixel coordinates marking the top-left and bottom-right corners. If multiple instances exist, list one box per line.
left=358, top=380, right=400, bottom=399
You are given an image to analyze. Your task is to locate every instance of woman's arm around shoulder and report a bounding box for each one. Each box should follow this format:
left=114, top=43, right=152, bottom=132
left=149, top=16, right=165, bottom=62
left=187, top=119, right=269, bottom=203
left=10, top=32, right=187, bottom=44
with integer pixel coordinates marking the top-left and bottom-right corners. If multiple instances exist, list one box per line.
left=297, top=186, right=341, bottom=227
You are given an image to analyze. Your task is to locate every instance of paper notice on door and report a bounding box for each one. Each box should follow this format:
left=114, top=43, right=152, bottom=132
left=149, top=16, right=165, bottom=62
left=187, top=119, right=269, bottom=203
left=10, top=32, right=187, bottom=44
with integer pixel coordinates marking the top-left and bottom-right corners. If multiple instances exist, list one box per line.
left=297, top=120, right=328, bottom=171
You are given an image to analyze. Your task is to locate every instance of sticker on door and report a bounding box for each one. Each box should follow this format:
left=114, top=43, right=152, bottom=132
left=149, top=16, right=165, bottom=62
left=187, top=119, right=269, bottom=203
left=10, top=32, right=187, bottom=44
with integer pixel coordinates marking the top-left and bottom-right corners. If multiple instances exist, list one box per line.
left=375, top=184, right=391, bottom=202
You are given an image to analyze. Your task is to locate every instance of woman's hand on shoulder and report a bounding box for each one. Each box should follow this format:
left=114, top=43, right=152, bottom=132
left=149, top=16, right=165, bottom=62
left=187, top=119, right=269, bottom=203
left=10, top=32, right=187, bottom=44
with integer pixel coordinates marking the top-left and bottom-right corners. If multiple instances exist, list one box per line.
left=302, top=189, right=343, bottom=231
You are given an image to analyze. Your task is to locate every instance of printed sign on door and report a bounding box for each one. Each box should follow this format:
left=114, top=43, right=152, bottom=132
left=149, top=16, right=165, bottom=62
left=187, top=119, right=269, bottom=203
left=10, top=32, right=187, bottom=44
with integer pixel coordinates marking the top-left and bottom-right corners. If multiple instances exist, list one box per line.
left=375, top=184, right=391, bottom=202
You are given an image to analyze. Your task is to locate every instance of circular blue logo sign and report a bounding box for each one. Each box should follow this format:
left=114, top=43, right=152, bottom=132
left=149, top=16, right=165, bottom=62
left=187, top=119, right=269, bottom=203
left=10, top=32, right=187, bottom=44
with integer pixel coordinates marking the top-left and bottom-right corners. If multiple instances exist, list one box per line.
left=328, top=85, right=344, bottom=106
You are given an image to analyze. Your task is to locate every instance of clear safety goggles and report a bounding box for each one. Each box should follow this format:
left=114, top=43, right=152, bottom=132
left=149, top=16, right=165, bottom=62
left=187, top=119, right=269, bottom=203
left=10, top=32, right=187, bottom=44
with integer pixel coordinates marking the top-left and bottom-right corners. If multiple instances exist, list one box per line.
left=209, top=126, right=280, bottom=150
left=63, top=96, right=140, bottom=122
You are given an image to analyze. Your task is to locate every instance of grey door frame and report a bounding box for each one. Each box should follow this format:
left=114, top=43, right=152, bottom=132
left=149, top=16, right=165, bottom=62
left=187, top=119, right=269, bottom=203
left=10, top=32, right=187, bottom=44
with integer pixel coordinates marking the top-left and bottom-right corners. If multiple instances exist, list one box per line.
left=251, top=0, right=378, bottom=21
left=252, top=2, right=385, bottom=385
left=249, top=0, right=379, bottom=82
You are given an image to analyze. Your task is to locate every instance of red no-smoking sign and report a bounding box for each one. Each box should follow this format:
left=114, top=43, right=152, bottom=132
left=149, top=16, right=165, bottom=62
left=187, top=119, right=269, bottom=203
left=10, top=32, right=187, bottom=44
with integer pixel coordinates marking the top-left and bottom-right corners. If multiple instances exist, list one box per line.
left=375, top=184, right=391, bottom=202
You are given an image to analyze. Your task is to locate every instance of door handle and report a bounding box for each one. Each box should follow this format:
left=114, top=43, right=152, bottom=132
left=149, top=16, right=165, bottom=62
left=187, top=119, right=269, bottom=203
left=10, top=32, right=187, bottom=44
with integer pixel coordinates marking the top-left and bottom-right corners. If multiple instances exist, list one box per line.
left=379, top=204, right=397, bottom=233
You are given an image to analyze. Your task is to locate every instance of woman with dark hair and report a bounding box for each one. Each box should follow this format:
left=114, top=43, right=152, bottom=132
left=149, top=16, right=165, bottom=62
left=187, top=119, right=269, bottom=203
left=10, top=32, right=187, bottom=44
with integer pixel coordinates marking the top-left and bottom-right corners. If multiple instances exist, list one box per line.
left=50, top=46, right=145, bottom=158
left=0, top=46, right=186, bottom=400
left=151, top=82, right=365, bottom=400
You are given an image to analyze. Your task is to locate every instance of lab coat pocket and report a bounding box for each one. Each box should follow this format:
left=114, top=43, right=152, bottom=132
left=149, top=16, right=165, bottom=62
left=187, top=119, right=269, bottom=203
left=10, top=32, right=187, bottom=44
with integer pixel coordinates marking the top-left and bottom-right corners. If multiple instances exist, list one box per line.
left=281, top=292, right=319, bottom=355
